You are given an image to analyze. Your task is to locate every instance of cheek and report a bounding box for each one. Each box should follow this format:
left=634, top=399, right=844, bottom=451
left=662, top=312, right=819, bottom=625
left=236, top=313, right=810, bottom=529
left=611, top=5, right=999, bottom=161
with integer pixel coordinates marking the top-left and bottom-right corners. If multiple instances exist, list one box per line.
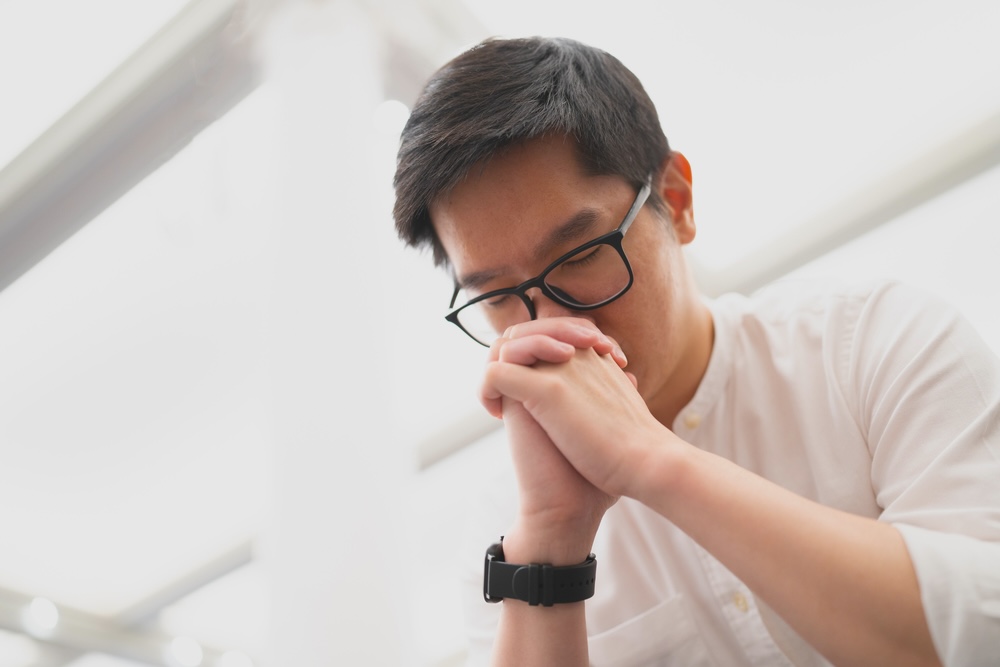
left=625, top=243, right=677, bottom=315
left=610, top=246, right=685, bottom=353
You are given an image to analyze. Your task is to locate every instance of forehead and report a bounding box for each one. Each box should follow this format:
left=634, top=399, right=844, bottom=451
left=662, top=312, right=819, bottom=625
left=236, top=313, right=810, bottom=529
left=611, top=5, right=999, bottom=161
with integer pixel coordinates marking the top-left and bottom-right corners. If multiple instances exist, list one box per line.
left=429, top=136, right=630, bottom=281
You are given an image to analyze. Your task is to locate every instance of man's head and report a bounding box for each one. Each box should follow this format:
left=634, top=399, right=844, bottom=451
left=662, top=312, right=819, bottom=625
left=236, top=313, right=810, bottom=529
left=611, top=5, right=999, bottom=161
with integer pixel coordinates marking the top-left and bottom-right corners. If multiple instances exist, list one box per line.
left=393, top=37, right=711, bottom=421
left=393, top=36, right=670, bottom=266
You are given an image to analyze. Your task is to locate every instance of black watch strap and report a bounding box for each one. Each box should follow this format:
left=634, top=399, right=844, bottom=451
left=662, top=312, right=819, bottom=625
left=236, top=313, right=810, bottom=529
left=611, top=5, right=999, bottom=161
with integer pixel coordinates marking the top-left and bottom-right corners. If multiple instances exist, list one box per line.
left=483, top=539, right=597, bottom=606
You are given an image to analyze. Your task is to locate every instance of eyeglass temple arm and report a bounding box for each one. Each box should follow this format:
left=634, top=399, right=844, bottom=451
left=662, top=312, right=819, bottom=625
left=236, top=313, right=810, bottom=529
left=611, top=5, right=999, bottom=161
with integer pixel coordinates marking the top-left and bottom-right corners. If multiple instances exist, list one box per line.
left=618, top=179, right=653, bottom=236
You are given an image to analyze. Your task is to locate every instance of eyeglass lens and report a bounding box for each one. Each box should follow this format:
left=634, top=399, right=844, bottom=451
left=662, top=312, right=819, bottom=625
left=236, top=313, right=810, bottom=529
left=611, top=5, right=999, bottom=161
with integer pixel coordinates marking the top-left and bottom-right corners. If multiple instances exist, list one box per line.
left=455, top=242, right=631, bottom=344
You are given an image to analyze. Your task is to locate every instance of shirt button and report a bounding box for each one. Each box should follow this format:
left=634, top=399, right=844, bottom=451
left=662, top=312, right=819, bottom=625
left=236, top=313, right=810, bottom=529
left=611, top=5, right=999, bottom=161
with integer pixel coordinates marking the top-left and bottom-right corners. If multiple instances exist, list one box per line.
left=732, top=592, right=749, bottom=613
left=683, top=413, right=701, bottom=429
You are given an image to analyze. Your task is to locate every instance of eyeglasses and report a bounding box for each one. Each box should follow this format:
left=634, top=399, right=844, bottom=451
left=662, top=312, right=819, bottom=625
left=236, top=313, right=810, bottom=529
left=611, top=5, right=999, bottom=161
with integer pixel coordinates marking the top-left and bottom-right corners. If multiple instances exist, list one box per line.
left=445, top=178, right=652, bottom=346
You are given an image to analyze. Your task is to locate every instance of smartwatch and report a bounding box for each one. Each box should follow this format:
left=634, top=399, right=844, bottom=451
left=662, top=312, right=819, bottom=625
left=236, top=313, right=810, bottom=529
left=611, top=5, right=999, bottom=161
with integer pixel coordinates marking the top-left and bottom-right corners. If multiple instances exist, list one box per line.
left=483, top=538, right=597, bottom=606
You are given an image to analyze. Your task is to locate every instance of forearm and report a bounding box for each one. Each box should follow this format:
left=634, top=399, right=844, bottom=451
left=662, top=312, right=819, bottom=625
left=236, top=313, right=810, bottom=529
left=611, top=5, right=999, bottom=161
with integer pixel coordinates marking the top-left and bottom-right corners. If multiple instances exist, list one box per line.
left=485, top=395, right=607, bottom=667
left=635, top=441, right=941, bottom=667
left=490, top=594, right=588, bottom=667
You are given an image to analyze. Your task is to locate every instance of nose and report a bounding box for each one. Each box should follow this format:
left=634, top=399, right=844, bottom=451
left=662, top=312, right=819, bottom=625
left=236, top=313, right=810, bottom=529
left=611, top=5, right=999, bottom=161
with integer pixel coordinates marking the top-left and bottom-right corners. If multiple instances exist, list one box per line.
left=526, top=287, right=594, bottom=323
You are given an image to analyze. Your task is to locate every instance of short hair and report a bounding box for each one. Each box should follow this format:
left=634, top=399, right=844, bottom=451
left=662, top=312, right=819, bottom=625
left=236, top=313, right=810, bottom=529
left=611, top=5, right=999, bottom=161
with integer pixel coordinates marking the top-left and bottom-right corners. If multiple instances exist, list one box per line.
left=393, top=36, right=672, bottom=267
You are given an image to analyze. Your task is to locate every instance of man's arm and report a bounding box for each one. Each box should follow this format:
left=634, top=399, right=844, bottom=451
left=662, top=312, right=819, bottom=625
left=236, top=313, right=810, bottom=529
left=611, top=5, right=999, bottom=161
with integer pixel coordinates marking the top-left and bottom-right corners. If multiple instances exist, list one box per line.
left=488, top=401, right=595, bottom=667
left=638, top=440, right=940, bottom=667
left=483, top=320, right=943, bottom=667
left=480, top=325, right=625, bottom=667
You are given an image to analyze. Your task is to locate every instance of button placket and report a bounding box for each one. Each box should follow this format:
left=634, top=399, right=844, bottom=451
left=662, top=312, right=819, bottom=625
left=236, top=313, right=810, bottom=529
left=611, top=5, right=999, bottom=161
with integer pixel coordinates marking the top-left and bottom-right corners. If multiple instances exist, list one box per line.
left=693, top=543, right=794, bottom=666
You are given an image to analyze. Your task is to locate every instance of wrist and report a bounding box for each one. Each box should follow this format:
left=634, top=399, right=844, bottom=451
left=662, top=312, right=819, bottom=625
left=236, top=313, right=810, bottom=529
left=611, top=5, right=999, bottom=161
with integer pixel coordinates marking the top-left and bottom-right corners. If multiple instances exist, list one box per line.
left=628, top=428, right=697, bottom=511
left=503, top=515, right=599, bottom=567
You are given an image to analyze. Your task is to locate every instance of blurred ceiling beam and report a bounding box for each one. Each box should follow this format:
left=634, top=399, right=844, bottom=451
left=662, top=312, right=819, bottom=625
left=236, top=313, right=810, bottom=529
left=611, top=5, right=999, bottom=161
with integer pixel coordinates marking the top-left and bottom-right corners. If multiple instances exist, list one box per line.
left=0, top=0, right=265, bottom=294
left=693, top=107, right=1000, bottom=297
left=0, top=0, right=486, bottom=296
left=114, top=539, right=254, bottom=628
left=0, top=584, right=237, bottom=667
left=21, top=645, right=81, bottom=667
left=0, top=540, right=253, bottom=665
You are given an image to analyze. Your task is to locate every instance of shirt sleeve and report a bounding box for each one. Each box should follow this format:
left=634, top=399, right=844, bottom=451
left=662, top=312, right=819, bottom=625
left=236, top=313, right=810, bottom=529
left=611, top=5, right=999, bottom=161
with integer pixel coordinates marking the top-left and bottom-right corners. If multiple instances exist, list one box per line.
left=845, top=281, right=1000, bottom=666
left=895, top=524, right=1000, bottom=665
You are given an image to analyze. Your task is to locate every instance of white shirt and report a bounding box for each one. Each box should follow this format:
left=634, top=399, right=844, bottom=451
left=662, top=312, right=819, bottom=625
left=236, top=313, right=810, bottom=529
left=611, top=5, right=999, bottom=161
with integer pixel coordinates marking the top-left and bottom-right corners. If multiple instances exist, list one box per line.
left=460, top=279, right=1000, bottom=666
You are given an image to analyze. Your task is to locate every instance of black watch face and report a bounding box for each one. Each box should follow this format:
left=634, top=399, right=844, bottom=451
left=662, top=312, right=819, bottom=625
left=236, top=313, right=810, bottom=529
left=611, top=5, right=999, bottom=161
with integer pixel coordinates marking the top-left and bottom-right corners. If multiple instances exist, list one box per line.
left=483, top=541, right=504, bottom=603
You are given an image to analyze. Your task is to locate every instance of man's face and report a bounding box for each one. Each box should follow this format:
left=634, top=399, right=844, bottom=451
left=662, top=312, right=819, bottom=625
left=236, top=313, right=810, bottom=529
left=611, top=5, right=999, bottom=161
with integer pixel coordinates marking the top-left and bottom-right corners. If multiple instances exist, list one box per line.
left=429, top=134, right=708, bottom=420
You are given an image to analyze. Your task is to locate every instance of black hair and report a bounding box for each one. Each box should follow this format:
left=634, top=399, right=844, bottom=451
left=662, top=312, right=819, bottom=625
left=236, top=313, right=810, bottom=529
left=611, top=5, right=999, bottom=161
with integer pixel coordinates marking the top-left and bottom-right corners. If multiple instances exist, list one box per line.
left=393, top=36, right=671, bottom=266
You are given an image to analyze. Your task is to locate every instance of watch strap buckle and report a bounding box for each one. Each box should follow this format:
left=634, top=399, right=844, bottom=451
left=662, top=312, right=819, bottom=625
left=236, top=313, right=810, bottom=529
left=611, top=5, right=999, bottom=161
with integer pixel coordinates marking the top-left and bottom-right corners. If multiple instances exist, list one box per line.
left=484, top=539, right=597, bottom=607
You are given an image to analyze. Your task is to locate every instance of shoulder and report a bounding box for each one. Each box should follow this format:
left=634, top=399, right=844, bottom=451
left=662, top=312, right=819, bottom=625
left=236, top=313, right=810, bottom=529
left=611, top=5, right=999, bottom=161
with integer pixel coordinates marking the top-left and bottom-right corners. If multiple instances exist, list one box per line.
left=705, top=278, right=989, bottom=392
left=711, top=277, right=957, bottom=337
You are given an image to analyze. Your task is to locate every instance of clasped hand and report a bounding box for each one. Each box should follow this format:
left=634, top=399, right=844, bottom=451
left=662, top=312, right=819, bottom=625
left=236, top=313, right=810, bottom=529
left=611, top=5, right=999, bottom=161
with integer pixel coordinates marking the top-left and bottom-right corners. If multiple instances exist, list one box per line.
left=481, top=318, right=666, bottom=543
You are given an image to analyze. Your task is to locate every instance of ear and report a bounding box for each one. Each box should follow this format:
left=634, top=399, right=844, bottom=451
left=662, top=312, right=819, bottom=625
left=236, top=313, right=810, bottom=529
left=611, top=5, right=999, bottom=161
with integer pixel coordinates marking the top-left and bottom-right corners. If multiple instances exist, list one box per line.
left=657, top=152, right=696, bottom=245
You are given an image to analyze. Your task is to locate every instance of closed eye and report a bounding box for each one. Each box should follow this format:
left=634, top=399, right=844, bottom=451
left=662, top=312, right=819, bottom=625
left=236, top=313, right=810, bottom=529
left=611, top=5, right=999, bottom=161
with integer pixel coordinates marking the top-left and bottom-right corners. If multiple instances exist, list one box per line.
left=560, top=245, right=604, bottom=269
left=482, top=293, right=517, bottom=309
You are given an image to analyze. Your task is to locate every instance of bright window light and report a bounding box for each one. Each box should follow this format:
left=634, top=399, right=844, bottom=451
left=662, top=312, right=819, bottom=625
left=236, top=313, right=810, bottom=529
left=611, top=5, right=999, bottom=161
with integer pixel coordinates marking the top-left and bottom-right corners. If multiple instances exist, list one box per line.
left=22, top=597, right=59, bottom=636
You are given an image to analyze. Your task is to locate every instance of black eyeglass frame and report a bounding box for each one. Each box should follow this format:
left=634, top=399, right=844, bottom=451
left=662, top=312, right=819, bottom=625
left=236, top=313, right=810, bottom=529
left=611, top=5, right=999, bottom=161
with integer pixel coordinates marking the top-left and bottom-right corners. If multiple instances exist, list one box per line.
left=445, top=178, right=653, bottom=346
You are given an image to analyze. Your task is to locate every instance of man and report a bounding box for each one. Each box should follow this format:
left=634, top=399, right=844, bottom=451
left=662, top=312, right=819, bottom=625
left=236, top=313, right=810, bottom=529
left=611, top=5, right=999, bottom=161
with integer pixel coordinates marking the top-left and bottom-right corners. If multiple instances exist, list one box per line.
left=393, top=37, right=1000, bottom=666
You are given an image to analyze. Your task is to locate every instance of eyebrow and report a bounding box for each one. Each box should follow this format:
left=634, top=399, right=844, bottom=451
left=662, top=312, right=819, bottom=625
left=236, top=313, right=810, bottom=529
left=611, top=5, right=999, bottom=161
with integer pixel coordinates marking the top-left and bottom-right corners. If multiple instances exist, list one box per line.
left=456, top=207, right=603, bottom=291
